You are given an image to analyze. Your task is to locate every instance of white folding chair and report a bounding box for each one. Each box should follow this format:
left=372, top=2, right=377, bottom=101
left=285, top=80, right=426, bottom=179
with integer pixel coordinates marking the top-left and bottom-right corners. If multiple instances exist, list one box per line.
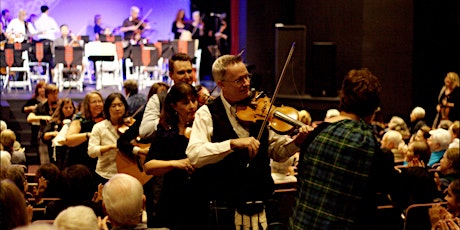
left=5, top=50, right=32, bottom=91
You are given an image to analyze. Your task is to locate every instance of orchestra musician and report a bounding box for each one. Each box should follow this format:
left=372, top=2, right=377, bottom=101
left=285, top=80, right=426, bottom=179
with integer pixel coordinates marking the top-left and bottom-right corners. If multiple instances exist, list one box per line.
left=120, top=6, right=151, bottom=41
left=172, top=9, right=192, bottom=40
left=53, top=24, right=80, bottom=53
left=185, top=54, right=309, bottom=229
left=5, top=9, right=38, bottom=43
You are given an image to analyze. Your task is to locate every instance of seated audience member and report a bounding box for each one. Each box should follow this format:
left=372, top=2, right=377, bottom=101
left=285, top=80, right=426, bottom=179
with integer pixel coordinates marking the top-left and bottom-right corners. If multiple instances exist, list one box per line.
left=34, top=163, right=60, bottom=199
left=54, top=206, right=99, bottom=230
left=427, top=128, right=452, bottom=167
left=101, top=174, right=146, bottom=230
left=195, top=84, right=213, bottom=107
left=5, top=165, right=28, bottom=199
left=123, top=79, right=147, bottom=116
left=0, top=150, right=11, bottom=168
left=449, top=121, right=459, bottom=149
left=381, top=130, right=406, bottom=163
left=409, top=106, right=427, bottom=137
left=0, top=129, right=26, bottom=164
left=405, top=140, right=431, bottom=167
left=45, top=164, right=103, bottom=219
left=439, top=120, right=453, bottom=131
left=436, top=148, right=460, bottom=192
left=0, top=179, right=31, bottom=230
left=413, top=125, right=431, bottom=143
left=271, top=155, right=297, bottom=184
left=430, top=179, right=460, bottom=229
left=324, top=108, right=340, bottom=121
left=299, top=110, right=312, bottom=125
left=0, top=120, right=7, bottom=131
left=388, top=116, right=411, bottom=142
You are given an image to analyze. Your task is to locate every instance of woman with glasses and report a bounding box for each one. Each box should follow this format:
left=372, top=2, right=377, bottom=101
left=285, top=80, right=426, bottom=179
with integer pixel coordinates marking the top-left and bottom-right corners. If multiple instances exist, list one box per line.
left=88, top=92, right=128, bottom=185
left=66, top=91, right=104, bottom=173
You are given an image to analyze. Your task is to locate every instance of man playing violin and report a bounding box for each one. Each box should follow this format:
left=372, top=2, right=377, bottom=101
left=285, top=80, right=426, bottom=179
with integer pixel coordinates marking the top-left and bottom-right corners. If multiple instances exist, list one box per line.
left=120, top=6, right=150, bottom=41
left=186, top=54, right=309, bottom=229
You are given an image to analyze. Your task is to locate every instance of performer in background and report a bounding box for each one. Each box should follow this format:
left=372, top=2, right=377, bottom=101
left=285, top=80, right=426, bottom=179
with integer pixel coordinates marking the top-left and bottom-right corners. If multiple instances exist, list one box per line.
left=120, top=6, right=150, bottom=41
left=191, top=11, right=205, bottom=40
left=1, top=9, right=11, bottom=31
left=35, top=5, right=59, bottom=42
left=5, top=9, right=37, bottom=43
left=433, top=72, right=460, bottom=128
left=171, top=9, right=191, bottom=40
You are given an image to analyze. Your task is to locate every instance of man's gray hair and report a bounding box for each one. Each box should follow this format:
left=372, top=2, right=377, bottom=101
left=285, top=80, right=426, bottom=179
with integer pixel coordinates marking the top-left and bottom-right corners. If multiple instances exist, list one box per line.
left=54, top=206, right=98, bottom=230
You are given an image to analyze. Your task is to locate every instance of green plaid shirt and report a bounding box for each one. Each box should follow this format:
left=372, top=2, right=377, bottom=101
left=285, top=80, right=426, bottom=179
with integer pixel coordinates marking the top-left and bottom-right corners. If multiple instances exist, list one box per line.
left=290, top=119, right=378, bottom=230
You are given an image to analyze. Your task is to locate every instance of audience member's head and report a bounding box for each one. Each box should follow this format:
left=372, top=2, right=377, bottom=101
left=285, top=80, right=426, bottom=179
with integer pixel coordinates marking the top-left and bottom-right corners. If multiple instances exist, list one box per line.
left=406, top=141, right=431, bottom=166
left=54, top=206, right=99, bottom=230
left=0, top=120, right=7, bottom=131
left=168, top=53, right=193, bottom=85
left=0, top=129, right=16, bottom=153
left=325, top=109, right=340, bottom=121
left=102, top=174, right=145, bottom=228
left=123, top=79, right=139, bottom=97
left=440, top=148, right=460, bottom=176
left=0, top=179, right=29, bottom=230
left=410, top=106, right=425, bottom=122
left=428, top=128, right=452, bottom=152
left=338, top=68, right=382, bottom=120
left=414, top=125, right=431, bottom=143
left=439, top=120, right=453, bottom=130
left=299, top=110, right=312, bottom=125
left=147, top=82, right=169, bottom=100
left=445, top=179, right=460, bottom=217
left=381, top=130, right=404, bottom=150
left=59, top=164, right=95, bottom=201
left=36, top=163, right=61, bottom=197
left=5, top=165, right=27, bottom=193
left=450, top=121, right=460, bottom=139
left=388, top=116, right=411, bottom=140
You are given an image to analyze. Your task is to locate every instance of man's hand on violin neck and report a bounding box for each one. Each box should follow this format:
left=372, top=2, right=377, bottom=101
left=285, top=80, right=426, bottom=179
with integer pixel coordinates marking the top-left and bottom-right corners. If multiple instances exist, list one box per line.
left=293, top=125, right=313, bottom=147
left=230, top=137, right=260, bottom=158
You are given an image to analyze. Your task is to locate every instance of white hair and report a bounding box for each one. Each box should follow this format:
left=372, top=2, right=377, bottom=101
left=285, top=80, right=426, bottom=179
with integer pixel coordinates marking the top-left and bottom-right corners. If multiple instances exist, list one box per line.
left=382, top=130, right=403, bottom=149
left=0, top=150, right=11, bottom=168
left=102, top=173, right=144, bottom=227
left=325, top=109, right=340, bottom=120
left=411, top=107, right=425, bottom=119
left=429, top=128, right=452, bottom=150
left=54, top=206, right=98, bottom=230
left=130, top=6, right=140, bottom=14
left=0, top=120, right=6, bottom=132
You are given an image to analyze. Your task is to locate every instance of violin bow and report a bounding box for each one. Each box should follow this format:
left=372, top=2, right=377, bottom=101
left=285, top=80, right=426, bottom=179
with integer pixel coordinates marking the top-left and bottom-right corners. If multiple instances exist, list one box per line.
left=256, top=42, right=296, bottom=140
left=135, top=9, right=153, bottom=30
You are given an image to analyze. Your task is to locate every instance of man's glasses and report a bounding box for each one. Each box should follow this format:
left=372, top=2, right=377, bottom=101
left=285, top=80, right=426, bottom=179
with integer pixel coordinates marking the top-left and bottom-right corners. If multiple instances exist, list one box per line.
left=176, top=69, right=193, bottom=75
left=222, top=74, right=252, bottom=87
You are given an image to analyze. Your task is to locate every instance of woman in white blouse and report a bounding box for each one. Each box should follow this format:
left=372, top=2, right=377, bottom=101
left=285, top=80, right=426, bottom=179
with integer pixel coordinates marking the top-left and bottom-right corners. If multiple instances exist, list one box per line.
left=88, top=92, right=128, bottom=184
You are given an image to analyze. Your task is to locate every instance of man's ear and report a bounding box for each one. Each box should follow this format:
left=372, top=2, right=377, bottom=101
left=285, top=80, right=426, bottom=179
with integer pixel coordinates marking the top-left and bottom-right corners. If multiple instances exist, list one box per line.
left=217, top=80, right=224, bottom=89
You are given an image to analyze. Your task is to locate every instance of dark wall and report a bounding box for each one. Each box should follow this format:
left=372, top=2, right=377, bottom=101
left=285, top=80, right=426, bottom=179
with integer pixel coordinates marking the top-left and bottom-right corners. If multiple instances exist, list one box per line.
left=246, top=0, right=414, bottom=122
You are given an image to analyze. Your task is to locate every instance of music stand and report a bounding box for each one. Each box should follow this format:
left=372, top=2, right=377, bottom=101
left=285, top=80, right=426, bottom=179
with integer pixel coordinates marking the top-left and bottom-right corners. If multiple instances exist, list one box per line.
left=54, top=46, right=84, bottom=67
left=99, top=35, right=122, bottom=42
left=130, top=44, right=159, bottom=67
left=1, top=43, right=30, bottom=67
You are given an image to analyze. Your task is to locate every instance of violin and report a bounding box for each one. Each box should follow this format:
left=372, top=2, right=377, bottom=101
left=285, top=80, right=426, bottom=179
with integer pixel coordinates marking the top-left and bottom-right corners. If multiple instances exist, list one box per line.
left=118, top=116, right=136, bottom=134
left=236, top=92, right=306, bottom=135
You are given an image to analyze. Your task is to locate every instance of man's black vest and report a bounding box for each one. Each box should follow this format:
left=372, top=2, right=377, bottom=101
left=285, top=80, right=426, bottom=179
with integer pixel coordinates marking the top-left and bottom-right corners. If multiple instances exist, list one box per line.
left=193, top=97, right=274, bottom=204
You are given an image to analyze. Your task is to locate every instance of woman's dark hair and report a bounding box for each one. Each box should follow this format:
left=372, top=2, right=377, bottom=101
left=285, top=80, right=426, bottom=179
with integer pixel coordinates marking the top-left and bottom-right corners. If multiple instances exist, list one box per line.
left=33, top=80, right=46, bottom=98
left=159, top=83, right=197, bottom=129
left=51, top=98, right=76, bottom=124
left=0, top=179, right=29, bottom=230
left=450, top=179, right=460, bottom=203
left=148, top=82, right=170, bottom=100
left=36, top=163, right=61, bottom=197
left=410, top=141, right=431, bottom=166
left=103, top=92, right=128, bottom=121
left=339, top=68, right=382, bottom=118
left=58, top=164, right=95, bottom=201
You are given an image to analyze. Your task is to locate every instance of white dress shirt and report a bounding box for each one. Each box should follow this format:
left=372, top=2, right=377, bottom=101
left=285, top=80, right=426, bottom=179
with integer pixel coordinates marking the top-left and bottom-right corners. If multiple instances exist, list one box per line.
left=88, top=119, right=119, bottom=179
left=34, top=13, right=59, bottom=41
left=5, top=18, right=37, bottom=43
left=139, top=94, right=161, bottom=139
left=186, top=94, right=299, bottom=168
